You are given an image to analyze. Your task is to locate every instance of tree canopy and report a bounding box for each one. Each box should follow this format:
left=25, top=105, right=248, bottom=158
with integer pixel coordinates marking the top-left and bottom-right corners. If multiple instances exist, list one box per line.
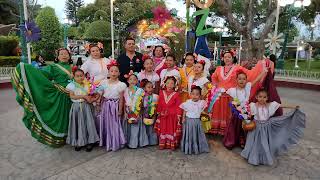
left=33, top=7, right=61, bottom=61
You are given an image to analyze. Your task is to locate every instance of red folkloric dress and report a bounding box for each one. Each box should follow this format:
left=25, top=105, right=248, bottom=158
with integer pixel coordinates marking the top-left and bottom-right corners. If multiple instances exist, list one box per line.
left=155, top=90, right=182, bottom=150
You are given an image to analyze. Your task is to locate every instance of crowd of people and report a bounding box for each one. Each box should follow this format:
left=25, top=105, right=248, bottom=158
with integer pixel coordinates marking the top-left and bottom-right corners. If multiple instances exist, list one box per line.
left=11, top=37, right=306, bottom=166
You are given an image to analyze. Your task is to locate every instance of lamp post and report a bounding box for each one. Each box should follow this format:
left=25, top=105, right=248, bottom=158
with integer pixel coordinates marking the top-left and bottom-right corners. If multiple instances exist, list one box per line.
left=275, top=0, right=311, bottom=69
left=63, top=18, right=70, bottom=48
left=110, top=0, right=115, bottom=59
left=310, top=23, right=315, bottom=41
left=213, top=27, right=228, bottom=65
left=295, top=40, right=304, bottom=69
left=18, top=0, right=29, bottom=63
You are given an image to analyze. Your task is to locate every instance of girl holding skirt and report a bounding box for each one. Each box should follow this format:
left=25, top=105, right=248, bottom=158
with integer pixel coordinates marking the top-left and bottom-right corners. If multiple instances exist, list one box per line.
left=66, top=68, right=99, bottom=151
left=180, top=86, right=209, bottom=155
left=123, top=72, right=149, bottom=148
left=99, top=61, right=127, bottom=151
left=209, top=50, right=262, bottom=135
left=223, top=69, right=267, bottom=149
left=12, top=48, right=73, bottom=147
left=241, top=89, right=305, bottom=165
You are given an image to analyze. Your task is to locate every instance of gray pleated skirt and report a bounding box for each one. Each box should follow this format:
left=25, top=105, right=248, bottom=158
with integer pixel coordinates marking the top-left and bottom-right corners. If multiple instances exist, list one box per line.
left=241, top=109, right=306, bottom=166
left=181, top=117, right=209, bottom=155
left=122, top=112, right=149, bottom=148
left=66, top=102, right=100, bottom=147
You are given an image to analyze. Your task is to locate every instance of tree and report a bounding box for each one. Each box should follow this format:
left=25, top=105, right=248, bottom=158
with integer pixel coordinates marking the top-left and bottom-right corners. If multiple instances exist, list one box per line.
left=67, top=26, right=79, bottom=39
left=0, top=0, right=19, bottom=24
left=83, top=20, right=111, bottom=56
left=83, top=20, right=111, bottom=41
left=206, top=0, right=280, bottom=60
left=65, top=0, right=84, bottom=26
left=185, top=0, right=317, bottom=61
left=33, top=7, right=61, bottom=61
left=77, top=3, right=99, bottom=23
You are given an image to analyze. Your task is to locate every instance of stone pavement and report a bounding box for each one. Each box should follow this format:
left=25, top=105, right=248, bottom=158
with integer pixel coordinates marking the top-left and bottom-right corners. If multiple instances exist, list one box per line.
left=0, top=88, right=319, bottom=180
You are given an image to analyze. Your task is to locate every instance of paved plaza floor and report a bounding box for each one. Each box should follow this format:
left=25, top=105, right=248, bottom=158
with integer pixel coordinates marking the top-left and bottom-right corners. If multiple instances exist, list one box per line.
left=0, top=87, right=319, bottom=180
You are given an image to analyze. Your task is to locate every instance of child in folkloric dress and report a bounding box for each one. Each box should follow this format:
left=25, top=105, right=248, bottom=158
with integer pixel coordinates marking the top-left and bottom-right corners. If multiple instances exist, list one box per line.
left=159, top=54, right=181, bottom=88
left=241, top=89, right=306, bottom=166
left=209, top=50, right=263, bottom=135
left=66, top=68, right=100, bottom=151
left=123, top=72, right=149, bottom=148
left=99, top=61, right=127, bottom=151
left=155, top=76, right=182, bottom=150
left=180, top=86, right=209, bottom=155
left=140, top=79, right=159, bottom=145
left=179, top=52, right=196, bottom=102
left=223, top=68, right=268, bottom=149
left=137, top=54, right=160, bottom=93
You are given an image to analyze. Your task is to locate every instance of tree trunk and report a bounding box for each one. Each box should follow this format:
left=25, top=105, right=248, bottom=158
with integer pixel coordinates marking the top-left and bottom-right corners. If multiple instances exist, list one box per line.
left=241, top=39, right=265, bottom=68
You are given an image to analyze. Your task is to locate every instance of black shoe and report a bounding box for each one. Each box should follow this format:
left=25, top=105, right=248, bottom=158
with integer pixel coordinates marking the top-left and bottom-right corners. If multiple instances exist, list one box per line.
left=86, top=144, right=93, bottom=152
left=75, top=146, right=82, bottom=151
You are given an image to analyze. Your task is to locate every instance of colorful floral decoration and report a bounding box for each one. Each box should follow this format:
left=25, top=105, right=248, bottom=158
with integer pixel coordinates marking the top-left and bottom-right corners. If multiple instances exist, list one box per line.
left=145, top=95, right=157, bottom=118
left=229, top=98, right=256, bottom=131
left=24, top=21, right=41, bottom=43
left=207, top=86, right=224, bottom=113
left=128, top=87, right=145, bottom=124
left=152, top=6, right=172, bottom=26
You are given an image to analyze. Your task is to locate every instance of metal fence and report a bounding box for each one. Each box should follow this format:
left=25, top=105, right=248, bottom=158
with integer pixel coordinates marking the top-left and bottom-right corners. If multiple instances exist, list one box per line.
left=275, top=69, right=320, bottom=80
left=0, top=67, right=15, bottom=78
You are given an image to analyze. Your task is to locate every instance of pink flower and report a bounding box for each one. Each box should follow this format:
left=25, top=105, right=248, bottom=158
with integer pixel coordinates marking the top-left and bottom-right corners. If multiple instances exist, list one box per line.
left=152, top=6, right=172, bottom=26
left=168, top=26, right=181, bottom=33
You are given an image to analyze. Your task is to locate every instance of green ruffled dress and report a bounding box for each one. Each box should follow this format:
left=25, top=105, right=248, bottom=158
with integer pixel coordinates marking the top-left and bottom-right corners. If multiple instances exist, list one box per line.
left=11, top=62, right=72, bottom=147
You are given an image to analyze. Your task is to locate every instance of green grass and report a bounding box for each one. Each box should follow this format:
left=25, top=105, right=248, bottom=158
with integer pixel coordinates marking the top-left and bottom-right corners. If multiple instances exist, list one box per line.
left=283, top=59, right=320, bottom=72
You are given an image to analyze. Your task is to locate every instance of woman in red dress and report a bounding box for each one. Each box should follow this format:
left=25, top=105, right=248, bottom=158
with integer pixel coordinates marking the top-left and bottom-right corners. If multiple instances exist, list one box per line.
left=155, top=76, right=182, bottom=150
left=209, top=50, right=262, bottom=135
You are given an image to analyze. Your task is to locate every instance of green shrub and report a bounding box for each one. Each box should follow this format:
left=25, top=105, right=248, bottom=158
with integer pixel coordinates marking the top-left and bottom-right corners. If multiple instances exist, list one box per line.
left=0, top=55, right=38, bottom=67
left=0, top=56, right=21, bottom=67
left=0, top=36, right=19, bottom=56
left=32, top=7, right=62, bottom=61
left=83, top=20, right=111, bottom=41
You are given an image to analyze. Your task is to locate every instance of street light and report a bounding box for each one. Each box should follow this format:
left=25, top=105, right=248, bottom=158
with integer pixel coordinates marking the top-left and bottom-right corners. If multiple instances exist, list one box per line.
left=110, top=0, right=115, bottom=59
left=310, top=23, right=316, bottom=40
left=274, top=0, right=311, bottom=69
left=295, top=40, right=304, bottom=68
left=63, top=18, right=70, bottom=48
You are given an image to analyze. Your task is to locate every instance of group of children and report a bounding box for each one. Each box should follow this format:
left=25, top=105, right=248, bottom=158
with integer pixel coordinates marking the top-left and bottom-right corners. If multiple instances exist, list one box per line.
left=65, top=48, right=306, bottom=166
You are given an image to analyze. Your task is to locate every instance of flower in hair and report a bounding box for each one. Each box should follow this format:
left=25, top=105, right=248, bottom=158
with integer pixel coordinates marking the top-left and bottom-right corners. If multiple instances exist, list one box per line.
left=198, top=60, right=205, bottom=65
left=142, top=54, right=151, bottom=62
left=72, top=66, right=78, bottom=73
left=107, top=60, right=119, bottom=70
left=124, top=70, right=134, bottom=79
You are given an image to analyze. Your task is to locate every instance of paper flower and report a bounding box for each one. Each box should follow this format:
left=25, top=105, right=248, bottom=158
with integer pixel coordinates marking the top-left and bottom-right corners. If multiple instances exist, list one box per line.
left=264, top=32, right=284, bottom=50
left=152, top=6, right=172, bottom=26
left=168, top=26, right=182, bottom=33
left=24, top=21, right=41, bottom=42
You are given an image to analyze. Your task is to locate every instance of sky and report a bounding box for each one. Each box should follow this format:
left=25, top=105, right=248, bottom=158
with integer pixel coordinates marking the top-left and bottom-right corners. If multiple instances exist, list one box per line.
left=37, top=0, right=318, bottom=39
